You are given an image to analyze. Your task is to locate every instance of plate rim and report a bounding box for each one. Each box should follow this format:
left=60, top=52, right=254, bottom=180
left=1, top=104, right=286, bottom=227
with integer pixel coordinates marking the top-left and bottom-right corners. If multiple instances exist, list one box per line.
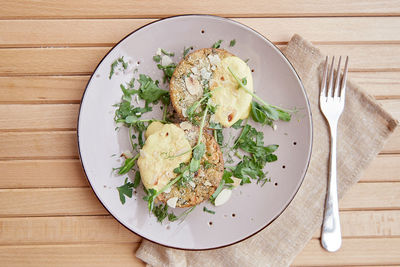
left=77, top=14, right=313, bottom=251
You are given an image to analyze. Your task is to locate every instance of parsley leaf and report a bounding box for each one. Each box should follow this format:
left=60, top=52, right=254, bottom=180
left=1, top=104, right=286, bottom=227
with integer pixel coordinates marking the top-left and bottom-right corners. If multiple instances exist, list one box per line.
left=117, top=178, right=134, bottom=204
left=212, top=40, right=223, bottom=49
left=138, top=74, right=169, bottom=104
left=109, top=57, right=128, bottom=79
left=229, top=39, right=236, bottom=47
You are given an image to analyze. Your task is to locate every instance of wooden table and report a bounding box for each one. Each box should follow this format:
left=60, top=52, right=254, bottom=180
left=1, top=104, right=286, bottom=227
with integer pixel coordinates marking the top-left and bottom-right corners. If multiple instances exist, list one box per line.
left=1, top=1, right=399, bottom=266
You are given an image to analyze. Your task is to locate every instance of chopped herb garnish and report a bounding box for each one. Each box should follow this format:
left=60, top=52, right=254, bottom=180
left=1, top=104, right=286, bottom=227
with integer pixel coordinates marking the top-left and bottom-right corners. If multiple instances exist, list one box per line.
left=138, top=74, right=169, bottom=104
left=153, top=55, right=161, bottom=62
left=183, top=46, right=193, bottom=57
left=117, top=154, right=139, bottom=175
left=229, top=39, right=236, bottom=47
left=133, top=171, right=141, bottom=188
left=228, top=67, right=292, bottom=126
left=203, top=206, right=216, bottom=214
left=231, top=119, right=243, bottom=129
left=109, top=57, right=129, bottom=79
left=157, top=63, right=176, bottom=83
left=152, top=203, right=169, bottom=222
left=117, top=178, right=134, bottom=204
left=212, top=40, right=223, bottom=49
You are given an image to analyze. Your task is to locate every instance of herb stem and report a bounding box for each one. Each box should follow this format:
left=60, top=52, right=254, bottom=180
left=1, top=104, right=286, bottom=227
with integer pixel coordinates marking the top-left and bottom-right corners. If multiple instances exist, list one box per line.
left=233, top=118, right=248, bottom=147
left=162, top=103, right=168, bottom=121
left=155, top=166, right=189, bottom=199
left=128, top=126, right=135, bottom=151
left=227, top=67, right=272, bottom=108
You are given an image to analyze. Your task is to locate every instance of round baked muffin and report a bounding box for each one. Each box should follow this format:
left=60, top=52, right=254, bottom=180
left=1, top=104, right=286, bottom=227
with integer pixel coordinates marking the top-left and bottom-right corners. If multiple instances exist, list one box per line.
left=137, top=121, right=224, bottom=208
left=170, top=48, right=254, bottom=128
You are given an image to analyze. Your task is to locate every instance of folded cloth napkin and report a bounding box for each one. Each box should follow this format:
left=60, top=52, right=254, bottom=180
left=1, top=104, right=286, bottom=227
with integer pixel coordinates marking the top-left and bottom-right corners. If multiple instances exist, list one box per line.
left=136, top=34, right=398, bottom=267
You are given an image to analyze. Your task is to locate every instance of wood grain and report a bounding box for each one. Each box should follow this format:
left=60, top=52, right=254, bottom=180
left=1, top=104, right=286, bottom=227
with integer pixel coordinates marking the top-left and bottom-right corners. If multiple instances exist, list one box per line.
left=0, top=76, right=88, bottom=104
left=293, top=238, right=400, bottom=266
left=1, top=45, right=400, bottom=75
left=0, top=210, right=398, bottom=245
left=0, top=216, right=140, bottom=245
left=0, top=183, right=398, bottom=217
left=2, top=17, right=400, bottom=48
left=0, top=160, right=87, bottom=188
left=0, top=243, right=144, bottom=267
left=0, top=104, right=78, bottom=131
left=0, top=153, right=397, bottom=189
left=1, top=72, right=399, bottom=104
left=0, top=131, right=78, bottom=159
left=1, top=0, right=400, bottom=19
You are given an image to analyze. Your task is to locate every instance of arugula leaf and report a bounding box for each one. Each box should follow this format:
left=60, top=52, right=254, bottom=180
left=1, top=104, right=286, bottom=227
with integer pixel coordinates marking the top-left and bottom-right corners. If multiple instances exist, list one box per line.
left=212, top=40, right=223, bottom=49
left=183, top=46, right=193, bottom=57
left=138, top=74, right=169, bottom=104
left=117, top=178, right=134, bottom=204
left=229, top=39, right=236, bottom=47
left=203, top=207, right=216, bottom=214
left=231, top=119, right=243, bottom=129
left=133, top=171, right=141, bottom=188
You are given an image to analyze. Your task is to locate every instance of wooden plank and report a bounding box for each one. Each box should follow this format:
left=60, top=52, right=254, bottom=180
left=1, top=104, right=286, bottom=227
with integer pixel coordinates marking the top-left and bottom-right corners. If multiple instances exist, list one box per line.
left=0, top=104, right=78, bottom=131
left=0, top=131, right=78, bottom=159
left=0, top=160, right=87, bottom=188
left=1, top=0, right=400, bottom=19
left=0, top=188, right=107, bottom=216
left=0, top=210, right=397, bottom=245
left=362, top=154, right=400, bottom=182
left=0, top=243, right=144, bottom=267
left=293, top=238, right=400, bottom=266
left=2, top=17, right=400, bottom=47
left=350, top=72, right=400, bottom=99
left=0, top=76, right=88, bottom=103
left=0, top=153, right=398, bottom=190
left=340, top=182, right=400, bottom=210
left=312, top=210, right=400, bottom=238
left=0, top=47, right=109, bottom=76
left=0, top=183, right=399, bottom=217
left=1, top=72, right=399, bottom=104
left=0, top=216, right=139, bottom=245
left=1, top=45, right=400, bottom=76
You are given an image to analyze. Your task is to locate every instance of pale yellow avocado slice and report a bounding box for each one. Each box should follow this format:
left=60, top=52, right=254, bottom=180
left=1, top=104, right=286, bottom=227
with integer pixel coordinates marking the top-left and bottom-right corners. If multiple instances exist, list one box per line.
left=138, top=123, right=192, bottom=191
left=209, top=56, right=253, bottom=127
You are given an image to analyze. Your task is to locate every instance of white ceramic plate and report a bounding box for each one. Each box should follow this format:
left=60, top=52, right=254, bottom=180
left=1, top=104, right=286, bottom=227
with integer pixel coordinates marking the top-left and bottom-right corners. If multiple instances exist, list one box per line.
left=78, top=15, right=312, bottom=250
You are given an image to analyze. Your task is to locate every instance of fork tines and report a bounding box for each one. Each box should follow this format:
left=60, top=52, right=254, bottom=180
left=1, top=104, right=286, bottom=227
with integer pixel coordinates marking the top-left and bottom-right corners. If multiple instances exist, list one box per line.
left=320, top=56, right=349, bottom=100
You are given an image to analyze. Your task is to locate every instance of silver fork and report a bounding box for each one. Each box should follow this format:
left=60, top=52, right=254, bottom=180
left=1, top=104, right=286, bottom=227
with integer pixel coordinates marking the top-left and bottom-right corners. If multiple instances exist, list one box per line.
left=319, top=56, right=349, bottom=252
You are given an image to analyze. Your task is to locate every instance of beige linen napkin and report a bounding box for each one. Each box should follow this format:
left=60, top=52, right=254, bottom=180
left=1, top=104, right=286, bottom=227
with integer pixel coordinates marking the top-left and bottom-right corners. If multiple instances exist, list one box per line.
left=136, top=34, right=398, bottom=267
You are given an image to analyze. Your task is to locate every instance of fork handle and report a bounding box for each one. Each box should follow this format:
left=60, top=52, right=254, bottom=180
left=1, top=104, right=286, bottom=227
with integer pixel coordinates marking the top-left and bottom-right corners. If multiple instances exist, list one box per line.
left=321, top=122, right=342, bottom=252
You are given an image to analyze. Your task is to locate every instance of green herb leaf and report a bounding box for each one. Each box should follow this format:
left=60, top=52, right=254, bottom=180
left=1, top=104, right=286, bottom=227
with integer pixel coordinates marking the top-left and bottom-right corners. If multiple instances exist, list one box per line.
left=161, top=49, right=174, bottom=57
left=183, top=46, right=193, bottom=57
left=203, top=206, right=216, bottom=214
left=117, top=178, right=134, bottom=204
left=152, top=203, right=169, bottom=222
left=157, top=63, right=176, bottom=83
left=229, top=39, right=236, bottom=47
left=153, top=55, right=161, bottom=62
left=193, top=143, right=205, bottom=160
left=212, top=40, right=223, bottom=49
left=133, top=171, right=141, bottom=188
left=117, top=154, right=139, bottom=175
left=231, top=119, right=243, bottom=129
left=138, top=74, right=169, bottom=104
left=208, top=122, right=222, bottom=130
left=222, top=170, right=234, bottom=183
left=215, top=129, right=223, bottom=146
